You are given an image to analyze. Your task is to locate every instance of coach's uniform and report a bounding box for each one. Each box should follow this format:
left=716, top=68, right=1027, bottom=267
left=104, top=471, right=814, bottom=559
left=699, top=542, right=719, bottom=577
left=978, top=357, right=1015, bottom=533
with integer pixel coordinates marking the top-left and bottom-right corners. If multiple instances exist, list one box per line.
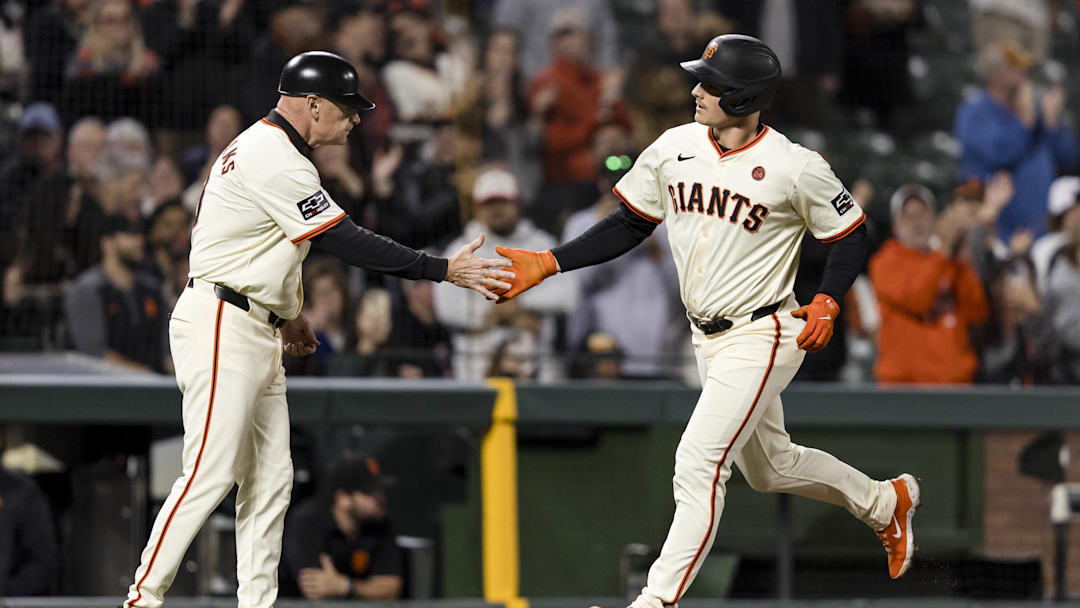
left=612, top=122, right=895, bottom=608
left=125, top=111, right=348, bottom=608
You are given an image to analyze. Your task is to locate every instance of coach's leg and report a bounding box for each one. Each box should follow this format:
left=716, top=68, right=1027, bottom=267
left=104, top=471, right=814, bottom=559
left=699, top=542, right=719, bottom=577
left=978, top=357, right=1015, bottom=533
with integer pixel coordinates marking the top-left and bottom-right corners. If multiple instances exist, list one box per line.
left=733, top=394, right=896, bottom=531
left=633, top=315, right=801, bottom=608
left=235, top=362, right=293, bottom=608
left=125, top=300, right=259, bottom=608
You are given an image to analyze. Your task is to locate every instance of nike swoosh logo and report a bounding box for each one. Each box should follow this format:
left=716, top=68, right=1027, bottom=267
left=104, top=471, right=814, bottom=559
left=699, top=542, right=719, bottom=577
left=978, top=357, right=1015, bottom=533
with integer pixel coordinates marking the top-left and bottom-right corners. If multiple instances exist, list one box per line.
left=677, top=154, right=695, bottom=161
left=891, top=515, right=902, bottom=539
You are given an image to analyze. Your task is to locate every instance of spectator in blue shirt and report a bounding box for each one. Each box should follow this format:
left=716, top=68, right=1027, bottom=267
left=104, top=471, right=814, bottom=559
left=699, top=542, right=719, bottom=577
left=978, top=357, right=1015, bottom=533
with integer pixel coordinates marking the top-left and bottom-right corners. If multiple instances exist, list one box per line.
left=954, top=41, right=1076, bottom=241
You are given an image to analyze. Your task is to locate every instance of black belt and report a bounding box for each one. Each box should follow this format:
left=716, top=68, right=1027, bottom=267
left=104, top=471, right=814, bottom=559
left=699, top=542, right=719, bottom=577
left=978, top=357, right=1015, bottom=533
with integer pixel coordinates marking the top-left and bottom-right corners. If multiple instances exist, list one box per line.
left=689, top=301, right=782, bottom=336
left=187, top=278, right=286, bottom=328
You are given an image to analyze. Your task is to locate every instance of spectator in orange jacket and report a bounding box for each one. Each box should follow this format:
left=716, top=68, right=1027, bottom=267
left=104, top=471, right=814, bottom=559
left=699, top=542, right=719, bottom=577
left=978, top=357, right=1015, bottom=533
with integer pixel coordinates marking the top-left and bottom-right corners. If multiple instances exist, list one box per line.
left=869, top=184, right=990, bottom=384
left=527, top=8, right=631, bottom=234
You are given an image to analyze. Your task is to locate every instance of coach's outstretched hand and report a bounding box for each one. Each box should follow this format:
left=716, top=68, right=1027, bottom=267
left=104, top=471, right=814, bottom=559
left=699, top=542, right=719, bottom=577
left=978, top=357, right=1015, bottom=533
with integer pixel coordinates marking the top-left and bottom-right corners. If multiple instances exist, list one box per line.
left=492, top=247, right=558, bottom=302
left=791, top=293, right=840, bottom=352
left=446, top=234, right=516, bottom=300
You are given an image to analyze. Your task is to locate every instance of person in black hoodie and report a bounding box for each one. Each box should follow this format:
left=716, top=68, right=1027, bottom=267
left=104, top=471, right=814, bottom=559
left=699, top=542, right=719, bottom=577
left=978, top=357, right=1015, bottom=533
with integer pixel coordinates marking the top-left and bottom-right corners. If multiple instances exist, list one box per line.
left=0, top=466, right=59, bottom=596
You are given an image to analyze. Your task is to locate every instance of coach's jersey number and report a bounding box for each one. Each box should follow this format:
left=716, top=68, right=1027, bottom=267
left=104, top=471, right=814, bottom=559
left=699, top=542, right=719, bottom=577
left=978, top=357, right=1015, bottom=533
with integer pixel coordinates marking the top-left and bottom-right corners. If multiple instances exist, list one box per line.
left=667, top=182, right=770, bottom=234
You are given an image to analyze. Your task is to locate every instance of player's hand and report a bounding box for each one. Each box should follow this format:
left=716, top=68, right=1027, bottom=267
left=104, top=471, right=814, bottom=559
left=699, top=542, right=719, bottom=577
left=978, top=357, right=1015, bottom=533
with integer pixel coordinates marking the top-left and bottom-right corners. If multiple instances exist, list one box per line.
left=297, top=553, right=350, bottom=599
left=281, top=313, right=320, bottom=357
left=790, top=293, right=839, bottom=352
left=491, top=247, right=558, bottom=303
left=445, top=234, right=515, bottom=300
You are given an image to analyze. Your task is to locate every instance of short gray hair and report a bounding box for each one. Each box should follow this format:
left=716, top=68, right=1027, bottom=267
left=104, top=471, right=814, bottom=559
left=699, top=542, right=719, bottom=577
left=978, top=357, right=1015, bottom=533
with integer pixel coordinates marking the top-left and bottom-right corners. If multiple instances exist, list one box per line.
left=889, top=183, right=937, bottom=217
left=106, top=117, right=153, bottom=165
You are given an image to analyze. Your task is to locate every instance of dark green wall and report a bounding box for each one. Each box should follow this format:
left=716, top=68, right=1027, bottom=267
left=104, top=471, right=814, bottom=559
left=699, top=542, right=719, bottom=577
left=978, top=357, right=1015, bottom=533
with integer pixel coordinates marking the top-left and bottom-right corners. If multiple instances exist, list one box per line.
left=508, top=426, right=980, bottom=598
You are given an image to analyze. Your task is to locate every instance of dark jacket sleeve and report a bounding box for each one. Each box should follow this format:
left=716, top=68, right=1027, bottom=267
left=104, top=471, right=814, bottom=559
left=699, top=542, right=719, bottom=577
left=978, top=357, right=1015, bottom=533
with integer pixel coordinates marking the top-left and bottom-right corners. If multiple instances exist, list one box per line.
left=550, top=205, right=658, bottom=272
left=368, top=524, right=404, bottom=578
left=817, top=223, right=868, bottom=301
left=279, top=502, right=323, bottom=594
left=313, top=217, right=448, bottom=281
left=64, top=274, right=106, bottom=356
left=6, top=477, right=58, bottom=595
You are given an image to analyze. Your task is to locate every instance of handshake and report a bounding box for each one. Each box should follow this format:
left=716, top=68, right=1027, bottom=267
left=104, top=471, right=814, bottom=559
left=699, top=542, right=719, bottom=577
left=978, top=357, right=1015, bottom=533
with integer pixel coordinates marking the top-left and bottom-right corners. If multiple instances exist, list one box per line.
left=489, top=246, right=558, bottom=302
left=445, top=234, right=558, bottom=303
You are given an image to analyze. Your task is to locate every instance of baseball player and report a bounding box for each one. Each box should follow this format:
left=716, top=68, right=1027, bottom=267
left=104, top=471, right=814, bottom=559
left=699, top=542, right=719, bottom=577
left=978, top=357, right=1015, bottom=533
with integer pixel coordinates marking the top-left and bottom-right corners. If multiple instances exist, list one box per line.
left=495, top=35, right=920, bottom=607
left=123, top=51, right=513, bottom=608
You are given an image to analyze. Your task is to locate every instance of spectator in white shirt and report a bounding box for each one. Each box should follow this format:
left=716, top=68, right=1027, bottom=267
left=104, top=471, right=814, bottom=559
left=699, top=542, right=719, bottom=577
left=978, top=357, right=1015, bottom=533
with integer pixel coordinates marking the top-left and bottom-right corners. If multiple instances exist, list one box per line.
left=434, top=166, right=578, bottom=381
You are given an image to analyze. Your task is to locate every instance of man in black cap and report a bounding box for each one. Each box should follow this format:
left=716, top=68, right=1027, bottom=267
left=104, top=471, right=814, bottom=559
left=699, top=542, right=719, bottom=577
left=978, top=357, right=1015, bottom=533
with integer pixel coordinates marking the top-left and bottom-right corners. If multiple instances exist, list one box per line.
left=0, top=103, right=64, bottom=245
left=280, top=455, right=403, bottom=600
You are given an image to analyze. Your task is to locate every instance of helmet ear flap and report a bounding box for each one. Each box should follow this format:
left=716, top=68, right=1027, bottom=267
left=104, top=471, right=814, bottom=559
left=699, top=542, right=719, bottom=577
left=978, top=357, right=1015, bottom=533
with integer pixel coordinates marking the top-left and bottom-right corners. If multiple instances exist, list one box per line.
left=719, top=93, right=760, bottom=117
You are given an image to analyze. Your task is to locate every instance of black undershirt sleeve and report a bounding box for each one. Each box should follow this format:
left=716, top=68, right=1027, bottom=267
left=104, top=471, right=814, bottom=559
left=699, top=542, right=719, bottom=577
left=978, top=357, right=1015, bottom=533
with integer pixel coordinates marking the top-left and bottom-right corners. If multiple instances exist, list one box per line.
left=550, top=204, right=863, bottom=299
left=551, top=205, right=659, bottom=272
left=313, top=217, right=448, bottom=282
left=817, top=223, right=868, bottom=302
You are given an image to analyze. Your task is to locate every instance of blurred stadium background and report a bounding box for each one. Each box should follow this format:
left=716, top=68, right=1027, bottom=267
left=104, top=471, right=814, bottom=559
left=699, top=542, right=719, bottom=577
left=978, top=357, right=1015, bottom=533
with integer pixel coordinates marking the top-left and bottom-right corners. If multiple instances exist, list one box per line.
left=1, top=0, right=1080, bottom=605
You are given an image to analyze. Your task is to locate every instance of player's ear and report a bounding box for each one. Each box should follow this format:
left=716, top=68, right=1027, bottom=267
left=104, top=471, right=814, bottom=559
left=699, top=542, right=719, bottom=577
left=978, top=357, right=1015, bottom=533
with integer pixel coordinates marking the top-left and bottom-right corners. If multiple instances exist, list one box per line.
left=308, top=95, right=320, bottom=119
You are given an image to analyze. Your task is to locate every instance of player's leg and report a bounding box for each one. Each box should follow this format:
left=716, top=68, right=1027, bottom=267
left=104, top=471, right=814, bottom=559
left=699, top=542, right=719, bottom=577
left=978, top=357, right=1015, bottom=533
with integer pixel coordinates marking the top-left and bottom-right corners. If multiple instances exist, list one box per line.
left=733, top=336, right=920, bottom=579
left=733, top=392, right=896, bottom=528
left=632, top=315, right=802, bottom=608
left=125, top=297, right=261, bottom=608
left=235, top=362, right=293, bottom=608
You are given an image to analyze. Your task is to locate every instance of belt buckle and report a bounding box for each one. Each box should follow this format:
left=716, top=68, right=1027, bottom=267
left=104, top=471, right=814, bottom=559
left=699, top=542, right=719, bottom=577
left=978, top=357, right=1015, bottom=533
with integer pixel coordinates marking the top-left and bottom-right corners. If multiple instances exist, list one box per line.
left=690, top=313, right=734, bottom=336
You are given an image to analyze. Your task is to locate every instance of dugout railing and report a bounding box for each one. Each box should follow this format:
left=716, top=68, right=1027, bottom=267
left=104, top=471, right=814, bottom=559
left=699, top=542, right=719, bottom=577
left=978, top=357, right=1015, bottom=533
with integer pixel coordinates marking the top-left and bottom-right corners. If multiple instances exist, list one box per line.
left=0, top=377, right=1077, bottom=605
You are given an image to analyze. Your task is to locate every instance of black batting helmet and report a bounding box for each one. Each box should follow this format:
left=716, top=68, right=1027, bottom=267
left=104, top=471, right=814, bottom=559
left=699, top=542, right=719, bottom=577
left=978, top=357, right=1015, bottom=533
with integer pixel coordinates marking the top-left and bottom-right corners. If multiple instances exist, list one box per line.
left=680, top=34, right=781, bottom=117
left=278, top=51, right=376, bottom=111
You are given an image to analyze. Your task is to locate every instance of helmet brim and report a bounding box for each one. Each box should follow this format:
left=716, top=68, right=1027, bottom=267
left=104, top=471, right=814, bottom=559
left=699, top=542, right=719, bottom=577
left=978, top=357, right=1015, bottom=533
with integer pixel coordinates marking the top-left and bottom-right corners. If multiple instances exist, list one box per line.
left=679, top=59, right=738, bottom=89
left=336, top=92, right=376, bottom=111
left=277, top=89, right=376, bottom=111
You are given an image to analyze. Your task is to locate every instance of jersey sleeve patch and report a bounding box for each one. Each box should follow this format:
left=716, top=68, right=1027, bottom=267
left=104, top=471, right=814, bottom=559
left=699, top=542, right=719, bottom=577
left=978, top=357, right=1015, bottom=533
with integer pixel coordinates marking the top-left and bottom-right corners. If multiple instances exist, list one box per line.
left=830, top=189, right=855, bottom=216
left=297, top=191, right=331, bottom=220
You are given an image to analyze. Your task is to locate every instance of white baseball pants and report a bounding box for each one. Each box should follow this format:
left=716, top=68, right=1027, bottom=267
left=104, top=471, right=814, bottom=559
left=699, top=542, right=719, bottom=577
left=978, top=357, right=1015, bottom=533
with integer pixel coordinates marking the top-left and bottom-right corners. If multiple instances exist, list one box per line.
left=125, top=286, right=293, bottom=608
left=632, top=298, right=896, bottom=608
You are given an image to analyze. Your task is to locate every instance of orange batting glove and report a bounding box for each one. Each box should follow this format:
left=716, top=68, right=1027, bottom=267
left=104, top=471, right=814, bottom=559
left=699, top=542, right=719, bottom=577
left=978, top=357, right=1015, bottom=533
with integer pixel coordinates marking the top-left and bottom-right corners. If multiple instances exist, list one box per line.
left=492, top=247, right=558, bottom=302
left=790, top=293, right=840, bottom=352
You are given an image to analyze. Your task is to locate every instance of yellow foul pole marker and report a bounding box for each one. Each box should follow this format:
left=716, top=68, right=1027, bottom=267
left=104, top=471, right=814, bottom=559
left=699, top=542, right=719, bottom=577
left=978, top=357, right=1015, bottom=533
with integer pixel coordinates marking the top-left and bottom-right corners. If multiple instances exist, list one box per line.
left=482, top=378, right=528, bottom=608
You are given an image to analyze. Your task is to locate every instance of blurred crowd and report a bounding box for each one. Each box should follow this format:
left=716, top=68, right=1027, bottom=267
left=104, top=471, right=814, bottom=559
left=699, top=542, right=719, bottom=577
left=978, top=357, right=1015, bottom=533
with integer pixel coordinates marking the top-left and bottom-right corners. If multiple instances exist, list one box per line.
left=0, top=0, right=1077, bottom=386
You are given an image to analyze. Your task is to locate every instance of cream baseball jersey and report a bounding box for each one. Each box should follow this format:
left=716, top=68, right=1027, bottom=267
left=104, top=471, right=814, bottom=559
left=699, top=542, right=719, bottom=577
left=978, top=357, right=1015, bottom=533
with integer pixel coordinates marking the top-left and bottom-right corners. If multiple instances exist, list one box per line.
left=188, top=112, right=347, bottom=320
left=613, top=123, right=865, bottom=318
